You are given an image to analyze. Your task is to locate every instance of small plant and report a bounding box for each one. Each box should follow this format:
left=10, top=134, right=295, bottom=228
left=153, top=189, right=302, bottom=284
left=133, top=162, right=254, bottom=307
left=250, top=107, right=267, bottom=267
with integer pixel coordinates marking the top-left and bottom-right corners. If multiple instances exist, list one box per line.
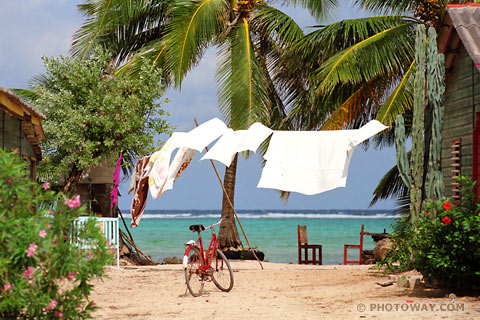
left=380, top=216, right=415, bottom=273
left=0, top=149, right=112, bottom=319
left=381, top=176, right=480, bottom=291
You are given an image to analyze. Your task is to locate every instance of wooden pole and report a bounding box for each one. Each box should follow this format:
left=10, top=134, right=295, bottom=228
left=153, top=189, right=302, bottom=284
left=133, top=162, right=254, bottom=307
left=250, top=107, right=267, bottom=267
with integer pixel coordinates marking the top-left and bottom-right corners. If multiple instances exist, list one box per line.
left=194, top=118, right=263, bottom=269
left=117, top=207, right=153, bottom=264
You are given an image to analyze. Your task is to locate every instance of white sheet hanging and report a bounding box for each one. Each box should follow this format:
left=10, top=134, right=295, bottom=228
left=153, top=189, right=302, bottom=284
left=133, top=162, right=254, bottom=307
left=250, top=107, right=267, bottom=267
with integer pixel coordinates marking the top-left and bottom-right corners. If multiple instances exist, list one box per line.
left=201, top=122, right=273, bottom=166
left=181, top=117, right=229, bottom=151
left=257, top=120, right=388, bottom=195
left=147, top=118, right=229, bottom=199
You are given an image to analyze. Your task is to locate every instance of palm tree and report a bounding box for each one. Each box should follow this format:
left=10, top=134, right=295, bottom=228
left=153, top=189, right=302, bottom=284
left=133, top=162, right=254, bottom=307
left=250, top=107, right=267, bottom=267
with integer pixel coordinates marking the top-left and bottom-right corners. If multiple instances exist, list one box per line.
left=284, top=1, right=471, bottom=209
left=71, top=0, right=337, bottom=248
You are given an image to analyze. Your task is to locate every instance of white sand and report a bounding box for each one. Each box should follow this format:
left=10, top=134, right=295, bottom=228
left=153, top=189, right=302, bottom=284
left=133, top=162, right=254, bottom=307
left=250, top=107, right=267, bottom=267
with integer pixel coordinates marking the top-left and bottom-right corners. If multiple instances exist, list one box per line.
left=91, top=261, right=479, bottom=319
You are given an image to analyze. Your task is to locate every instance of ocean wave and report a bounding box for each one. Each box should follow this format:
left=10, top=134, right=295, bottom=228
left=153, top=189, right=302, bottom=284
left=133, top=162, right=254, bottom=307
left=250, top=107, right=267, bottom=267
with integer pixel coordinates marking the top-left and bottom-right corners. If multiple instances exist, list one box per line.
left=126, top=211, right=403, bottom=220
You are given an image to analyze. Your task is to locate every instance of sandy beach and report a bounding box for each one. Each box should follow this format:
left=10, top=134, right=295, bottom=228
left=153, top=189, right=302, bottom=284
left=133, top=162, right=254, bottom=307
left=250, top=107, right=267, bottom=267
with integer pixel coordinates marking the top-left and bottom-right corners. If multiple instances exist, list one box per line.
left=91, top=261, right=479, bottom=319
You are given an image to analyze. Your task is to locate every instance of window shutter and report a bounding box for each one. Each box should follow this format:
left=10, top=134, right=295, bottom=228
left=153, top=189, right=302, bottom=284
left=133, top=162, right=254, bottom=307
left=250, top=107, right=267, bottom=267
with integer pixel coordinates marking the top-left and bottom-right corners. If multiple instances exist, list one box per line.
left=451, top=139, right=461, bottom=205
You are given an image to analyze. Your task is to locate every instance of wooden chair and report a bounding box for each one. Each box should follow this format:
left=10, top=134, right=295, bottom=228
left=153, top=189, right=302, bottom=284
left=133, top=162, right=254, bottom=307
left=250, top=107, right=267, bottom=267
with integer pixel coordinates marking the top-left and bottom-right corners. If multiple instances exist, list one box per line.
left=344, top=224, right=364, bottom=265
left=298, top=225, right=322, bottom=265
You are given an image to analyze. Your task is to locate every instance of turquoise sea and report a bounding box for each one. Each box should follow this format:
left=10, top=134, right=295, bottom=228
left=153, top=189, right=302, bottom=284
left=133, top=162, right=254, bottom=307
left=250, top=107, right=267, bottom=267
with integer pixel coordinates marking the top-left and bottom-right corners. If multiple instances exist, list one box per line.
left=119, top=209, right=401, bottom=265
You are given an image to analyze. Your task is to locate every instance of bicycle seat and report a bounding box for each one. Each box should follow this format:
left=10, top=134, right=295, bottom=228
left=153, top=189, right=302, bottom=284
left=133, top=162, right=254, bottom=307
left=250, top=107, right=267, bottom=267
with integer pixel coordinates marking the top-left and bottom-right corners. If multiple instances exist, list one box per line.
left=189, top=224, right=205, bottom=232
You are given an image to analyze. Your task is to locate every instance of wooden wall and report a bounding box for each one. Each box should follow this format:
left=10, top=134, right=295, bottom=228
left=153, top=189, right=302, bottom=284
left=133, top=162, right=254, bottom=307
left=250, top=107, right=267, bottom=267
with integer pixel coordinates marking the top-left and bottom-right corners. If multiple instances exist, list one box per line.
left=441, top=45, right=480, bottom=198
left=0, top=110, right=36, bottom=158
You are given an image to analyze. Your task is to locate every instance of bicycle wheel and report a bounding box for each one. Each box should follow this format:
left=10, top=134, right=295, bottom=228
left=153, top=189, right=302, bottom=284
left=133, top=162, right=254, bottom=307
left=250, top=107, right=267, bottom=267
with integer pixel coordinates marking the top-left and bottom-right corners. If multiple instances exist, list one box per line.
left=211, top=249, right=234, bottom=292
left=184, top=246, right=204, bottom=297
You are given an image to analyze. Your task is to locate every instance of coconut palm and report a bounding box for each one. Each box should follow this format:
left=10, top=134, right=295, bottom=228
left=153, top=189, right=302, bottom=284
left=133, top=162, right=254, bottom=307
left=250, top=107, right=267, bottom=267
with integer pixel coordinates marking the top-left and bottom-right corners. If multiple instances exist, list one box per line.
left=284, top=1, right=471, bottom=210
left=72, top=0, right=340, bottom=248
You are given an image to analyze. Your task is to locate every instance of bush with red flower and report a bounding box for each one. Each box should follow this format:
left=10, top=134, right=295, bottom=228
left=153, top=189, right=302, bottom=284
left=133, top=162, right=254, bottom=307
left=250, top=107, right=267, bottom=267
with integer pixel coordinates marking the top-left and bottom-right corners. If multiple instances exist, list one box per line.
left=382, top=176, right=480, bottom=291
left=0, top=149, right=112, bottom=319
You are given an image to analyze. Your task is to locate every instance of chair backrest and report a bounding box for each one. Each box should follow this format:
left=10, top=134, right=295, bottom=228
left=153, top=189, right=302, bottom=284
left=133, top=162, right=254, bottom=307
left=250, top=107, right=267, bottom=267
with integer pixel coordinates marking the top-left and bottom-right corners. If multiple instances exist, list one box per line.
left=298, top=225, right=308, bottom=244
left=72, top=216, right=119, bottom=246
left=359, top=224, right=365, bottom=248
left=98, top=217, right=119, bottom=246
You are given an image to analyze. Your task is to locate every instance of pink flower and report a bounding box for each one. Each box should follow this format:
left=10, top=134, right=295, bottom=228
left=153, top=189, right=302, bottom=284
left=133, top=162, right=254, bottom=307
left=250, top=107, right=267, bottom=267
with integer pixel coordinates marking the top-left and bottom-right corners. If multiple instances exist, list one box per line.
left=87, top=251, right=93, bottom=259
left=43, top=300, right=58, bottom=313
left=7, top=178, right=12, bottom=184
left=477, top=62, right=480, bottom=69
left=54, top=311, right=64, bottom=318
left=106, top=240, right=111, bottom=246
left=23, top=266, right=34, bottom=277
left=91, top=302, right=96, bottom=307
left=3, top=282, right=12, bottom=292
left=42, top=182, right=50, bottom=190
left=46, top=223, right=51, bottom=229
left=39, top=230, right=47, bottom=238
left=65, top=195, right=81, bottom=209
left=26, top=243, right=37, bottom=257
left=67, top=272, right=76, bottom=281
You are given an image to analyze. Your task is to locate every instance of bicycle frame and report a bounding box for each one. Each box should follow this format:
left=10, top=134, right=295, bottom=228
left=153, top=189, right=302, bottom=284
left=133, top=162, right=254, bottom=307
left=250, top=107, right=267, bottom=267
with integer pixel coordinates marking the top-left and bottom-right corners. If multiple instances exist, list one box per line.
left=183, top=220, right=223, bottom=271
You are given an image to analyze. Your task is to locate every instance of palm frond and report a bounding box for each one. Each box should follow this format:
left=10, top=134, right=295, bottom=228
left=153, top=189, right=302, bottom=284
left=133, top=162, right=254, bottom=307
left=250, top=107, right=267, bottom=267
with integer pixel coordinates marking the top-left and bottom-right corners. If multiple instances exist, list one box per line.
left=72, top=0, right=170, bottom=61
left=282, top=0, right=339, bottom=20
left=320, top=82, right=375, bottom=130
left=354, top=0, right=421, bottom=14
left=73, top=0, right=115, bottom=59
left=370, top=162, right=409, bottom=206
left=113, top=38, right=171, bottom=84
left=315, top=18, right=416, bottom=94
left=163, top=0, right=225, bottom=88
left=9, top=89, right=40, bottom=103
left=250, top=4, right=304, bottom=47
left=216, top=19, right=269, bottom=129
left=375, top=59, right=414, bottom=125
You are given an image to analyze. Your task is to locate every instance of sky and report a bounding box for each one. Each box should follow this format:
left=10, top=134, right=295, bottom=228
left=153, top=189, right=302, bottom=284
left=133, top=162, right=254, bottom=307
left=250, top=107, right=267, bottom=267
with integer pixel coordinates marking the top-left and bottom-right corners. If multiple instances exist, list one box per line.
left=0, top=0, right=398, bottom=211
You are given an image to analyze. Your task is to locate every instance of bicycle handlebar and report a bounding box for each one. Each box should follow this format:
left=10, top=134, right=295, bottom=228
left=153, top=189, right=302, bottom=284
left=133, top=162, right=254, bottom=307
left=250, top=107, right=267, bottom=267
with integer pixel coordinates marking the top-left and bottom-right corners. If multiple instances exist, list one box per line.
left=204, top=216, right=231, bottom=231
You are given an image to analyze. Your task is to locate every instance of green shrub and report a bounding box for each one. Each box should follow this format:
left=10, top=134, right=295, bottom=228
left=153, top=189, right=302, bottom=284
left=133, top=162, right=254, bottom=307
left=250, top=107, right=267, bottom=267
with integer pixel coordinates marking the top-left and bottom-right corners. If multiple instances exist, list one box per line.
left=0, top=149, right=112, bottom=319
left=381, top=176, right=480, bottom=290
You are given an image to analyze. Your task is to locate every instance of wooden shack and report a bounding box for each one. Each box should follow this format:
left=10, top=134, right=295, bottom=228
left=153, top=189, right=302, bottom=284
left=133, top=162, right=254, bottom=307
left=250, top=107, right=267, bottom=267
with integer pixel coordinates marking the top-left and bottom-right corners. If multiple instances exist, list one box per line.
left=0, top=85, right=46, bottom=179
left=74, top=158, right=117, bottom=217
left=438, top=3, right=480, bottom=203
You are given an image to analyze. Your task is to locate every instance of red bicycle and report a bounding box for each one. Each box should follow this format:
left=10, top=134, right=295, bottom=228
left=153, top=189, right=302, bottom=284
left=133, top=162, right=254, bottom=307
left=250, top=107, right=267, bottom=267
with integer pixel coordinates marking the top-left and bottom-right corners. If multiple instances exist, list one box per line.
left=183, top=218, right=234, bottom=297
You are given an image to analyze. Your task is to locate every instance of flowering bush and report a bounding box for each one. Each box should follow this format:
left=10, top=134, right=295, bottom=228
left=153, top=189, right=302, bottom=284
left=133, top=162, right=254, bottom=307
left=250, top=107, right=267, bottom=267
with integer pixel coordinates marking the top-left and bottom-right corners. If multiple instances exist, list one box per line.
left=0, top=149, right=112, bottom=319
left=382, top=177, right=480, bottom=290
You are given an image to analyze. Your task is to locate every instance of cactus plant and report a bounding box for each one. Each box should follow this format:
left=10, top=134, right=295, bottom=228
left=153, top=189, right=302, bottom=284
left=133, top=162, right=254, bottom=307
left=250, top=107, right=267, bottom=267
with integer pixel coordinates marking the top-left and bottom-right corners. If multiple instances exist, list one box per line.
left=395, top=25, right=445, bottom=222
left=425, top=27, right=445, bottom=203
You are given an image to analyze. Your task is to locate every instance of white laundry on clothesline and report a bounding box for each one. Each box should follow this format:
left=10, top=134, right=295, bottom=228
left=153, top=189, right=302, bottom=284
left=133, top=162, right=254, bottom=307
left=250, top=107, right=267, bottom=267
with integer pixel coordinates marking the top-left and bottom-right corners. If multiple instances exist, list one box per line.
left=201, top=122, right=273, bottom=166
left=146, top=118, right=229, bottom=199
left=256, top=120, right=388, bottom=195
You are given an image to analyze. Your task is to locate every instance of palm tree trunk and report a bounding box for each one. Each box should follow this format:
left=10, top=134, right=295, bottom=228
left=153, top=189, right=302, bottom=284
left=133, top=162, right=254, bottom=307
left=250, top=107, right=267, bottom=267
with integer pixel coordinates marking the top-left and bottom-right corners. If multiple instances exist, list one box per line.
left=218, top=153, right=243, bottom=249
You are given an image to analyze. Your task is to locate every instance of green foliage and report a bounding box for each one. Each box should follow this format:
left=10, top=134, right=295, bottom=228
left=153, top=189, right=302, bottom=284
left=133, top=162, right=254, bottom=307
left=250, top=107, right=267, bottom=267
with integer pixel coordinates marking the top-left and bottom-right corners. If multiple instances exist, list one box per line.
left=32, top=46, right=169, bottom=184
left=382, top=177, right=480, bottom=291
left=0, top=149, right=112, bottom=319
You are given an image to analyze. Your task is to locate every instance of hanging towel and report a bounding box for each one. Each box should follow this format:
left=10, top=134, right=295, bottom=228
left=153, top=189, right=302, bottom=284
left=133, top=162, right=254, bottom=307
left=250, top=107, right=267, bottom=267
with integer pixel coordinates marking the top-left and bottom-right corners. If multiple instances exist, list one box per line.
left=110, top=153, right=122, bottom=208
left=201, top=122, right=273, bottom=166
left=156, top=146, right=196, bottom=198
left=147, top=132, right=187, bottom=198
left=130, top=156, right=151, bottom=227
left=257, top=120, right=388, bottom=195
left=147, top=118, right=229, bottom=199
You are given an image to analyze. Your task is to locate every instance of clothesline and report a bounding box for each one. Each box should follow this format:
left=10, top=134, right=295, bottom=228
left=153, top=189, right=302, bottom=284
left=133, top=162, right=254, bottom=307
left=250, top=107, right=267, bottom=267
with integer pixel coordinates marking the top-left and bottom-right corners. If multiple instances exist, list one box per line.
left=128, top=118, right=388, bottom=227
